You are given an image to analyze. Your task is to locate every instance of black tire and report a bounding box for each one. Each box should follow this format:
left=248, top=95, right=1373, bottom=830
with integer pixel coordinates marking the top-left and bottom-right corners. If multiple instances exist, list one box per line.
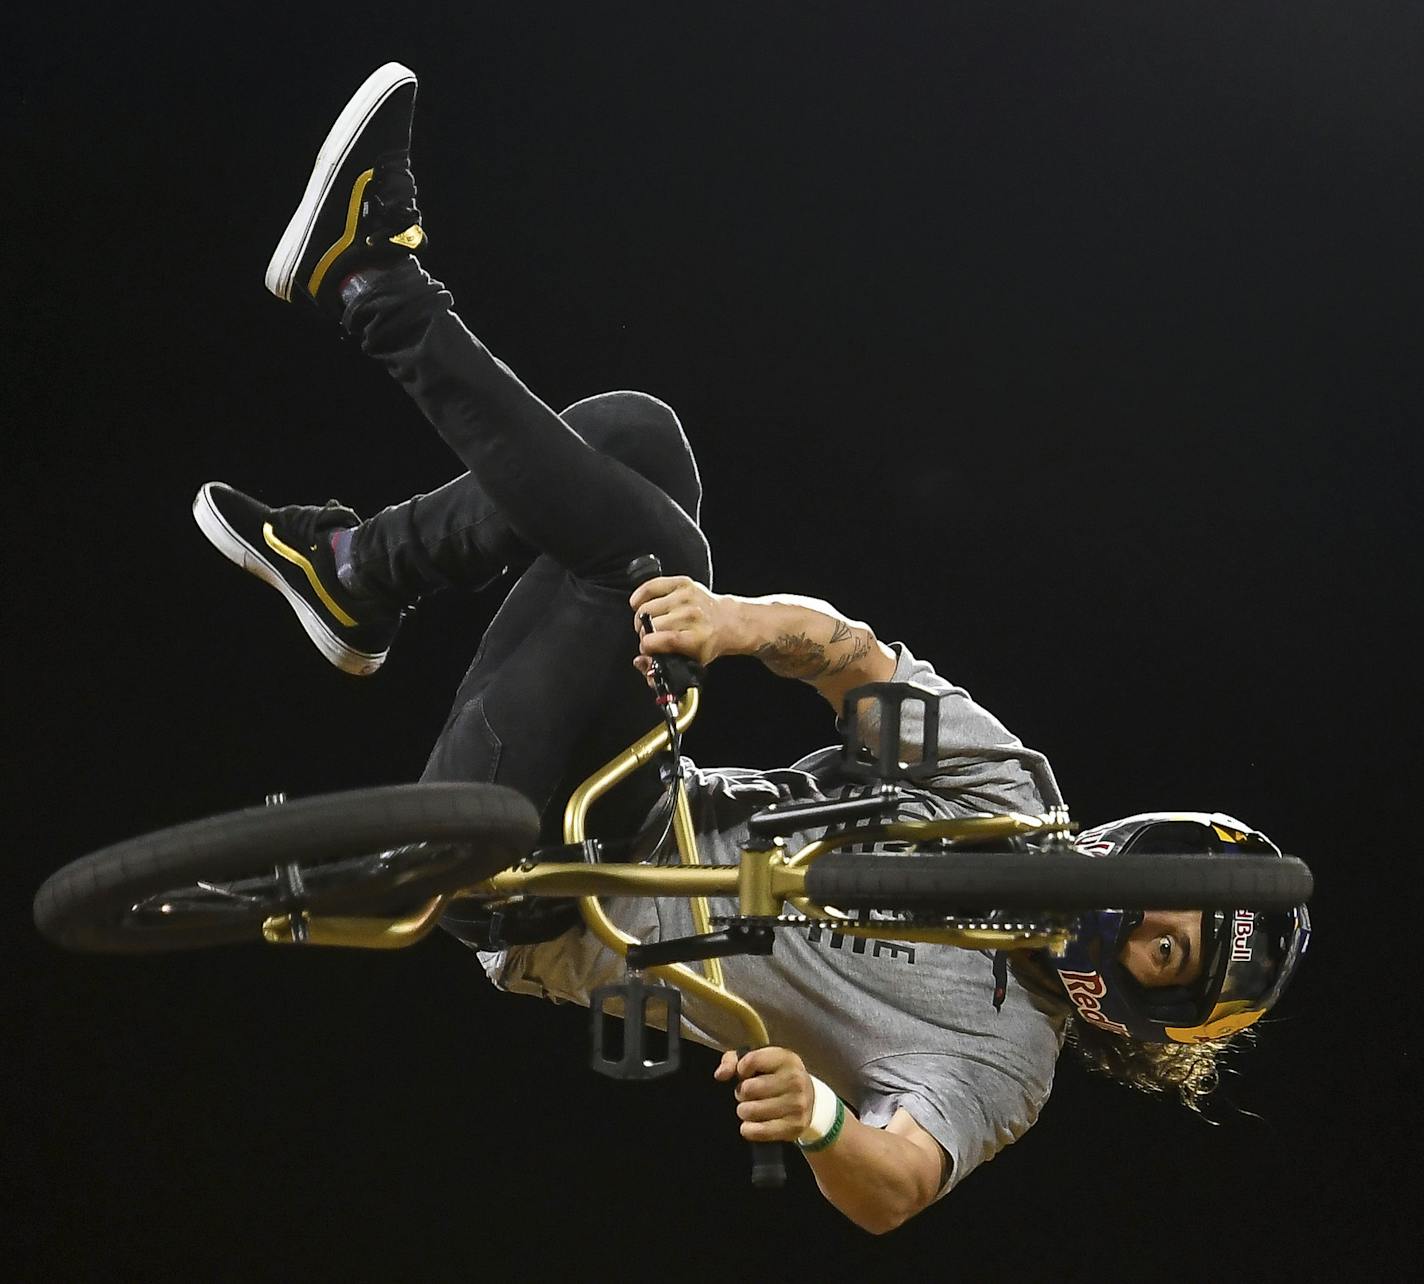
left=33, top=783, right=540, bottom=954
left=804, top=849, right=1314, bottom=913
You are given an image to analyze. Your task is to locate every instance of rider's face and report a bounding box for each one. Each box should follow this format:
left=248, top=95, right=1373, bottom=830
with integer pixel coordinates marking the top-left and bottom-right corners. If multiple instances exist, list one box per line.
left=1118, top=910, right=1206, bottom=988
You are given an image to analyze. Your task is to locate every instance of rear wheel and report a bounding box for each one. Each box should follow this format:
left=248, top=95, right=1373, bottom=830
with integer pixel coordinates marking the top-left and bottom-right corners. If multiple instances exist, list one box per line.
left=33, top=784, right=539, bottom=954
left=803, top=848, right=1313, bottom=913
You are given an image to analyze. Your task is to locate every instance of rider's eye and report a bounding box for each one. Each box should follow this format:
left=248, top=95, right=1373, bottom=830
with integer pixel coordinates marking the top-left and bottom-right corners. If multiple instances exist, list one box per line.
left=1155, top=935, right=1174, bottom=966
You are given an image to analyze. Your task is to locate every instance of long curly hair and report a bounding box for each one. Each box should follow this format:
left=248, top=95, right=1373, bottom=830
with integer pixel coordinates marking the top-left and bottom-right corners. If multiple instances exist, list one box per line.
left=1062, top=1013, right=1254, bottom=1112
left=1009, top=954, right=1252, bottom=1112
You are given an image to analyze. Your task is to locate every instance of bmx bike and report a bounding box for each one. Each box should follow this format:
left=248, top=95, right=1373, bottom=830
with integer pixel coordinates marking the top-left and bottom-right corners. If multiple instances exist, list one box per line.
left=32, top=556, right=1314, bottom=1187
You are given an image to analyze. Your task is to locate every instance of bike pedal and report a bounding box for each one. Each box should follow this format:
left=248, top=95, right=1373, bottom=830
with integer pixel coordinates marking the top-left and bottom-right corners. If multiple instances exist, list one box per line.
left=589, top=975, right=682, bottom=1080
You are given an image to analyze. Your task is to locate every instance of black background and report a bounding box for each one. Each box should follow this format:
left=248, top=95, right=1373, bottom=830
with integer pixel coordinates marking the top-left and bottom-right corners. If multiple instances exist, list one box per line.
left=5, top=3, right=1418, bottom=1278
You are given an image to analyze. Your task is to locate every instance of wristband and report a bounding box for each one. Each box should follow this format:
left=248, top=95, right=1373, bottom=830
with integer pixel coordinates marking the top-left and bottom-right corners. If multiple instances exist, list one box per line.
left=797, top=1076, right=846, bottom=1153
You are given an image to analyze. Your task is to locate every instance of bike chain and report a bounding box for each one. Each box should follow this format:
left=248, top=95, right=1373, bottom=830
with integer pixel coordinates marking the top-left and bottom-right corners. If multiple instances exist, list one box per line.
left=710, top=912, right=1060, bottom=934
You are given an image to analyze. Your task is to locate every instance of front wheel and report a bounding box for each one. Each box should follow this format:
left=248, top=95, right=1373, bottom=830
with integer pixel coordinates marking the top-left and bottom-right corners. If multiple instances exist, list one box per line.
left=803, top=848, right=1313, bottom=914
left=33, top=783, right=540, bottom=954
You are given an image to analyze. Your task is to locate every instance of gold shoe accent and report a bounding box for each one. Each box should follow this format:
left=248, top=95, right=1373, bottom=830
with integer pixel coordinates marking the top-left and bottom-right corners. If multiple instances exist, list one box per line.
left=306, top=169, right=375, bottom=300
left=262, top=522, right=359, bottom=628
left=388, top=223, right=425, bottom=249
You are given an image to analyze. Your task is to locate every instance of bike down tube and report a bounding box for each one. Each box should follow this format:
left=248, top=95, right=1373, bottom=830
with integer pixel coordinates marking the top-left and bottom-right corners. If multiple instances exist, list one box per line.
left=561, top=687, right=771, bottom=1049
left=262, top=863, right=777, bottom=947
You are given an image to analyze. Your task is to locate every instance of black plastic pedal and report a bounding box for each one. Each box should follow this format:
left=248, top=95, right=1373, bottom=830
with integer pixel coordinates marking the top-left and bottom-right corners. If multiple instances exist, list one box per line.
left=839, top=681, right=943, bottom=783
left=589, top=975, right=682, bottom=1080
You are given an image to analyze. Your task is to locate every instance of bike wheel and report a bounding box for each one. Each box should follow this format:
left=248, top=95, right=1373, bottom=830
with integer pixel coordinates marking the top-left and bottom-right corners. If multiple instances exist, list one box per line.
left=33, top=783, right=539, bottom=954
left=803, top=848, right=1313, bottom=913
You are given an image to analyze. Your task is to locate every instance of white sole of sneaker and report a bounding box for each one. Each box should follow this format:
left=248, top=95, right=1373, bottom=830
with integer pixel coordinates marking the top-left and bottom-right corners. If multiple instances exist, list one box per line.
left=264, top=61, right=417, bottom=303
left=192, top=483, right=387, bottom=676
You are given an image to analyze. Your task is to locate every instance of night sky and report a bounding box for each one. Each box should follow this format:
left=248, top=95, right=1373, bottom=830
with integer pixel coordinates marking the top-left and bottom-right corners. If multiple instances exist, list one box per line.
left=6, top=3, right=1417, bottom=1278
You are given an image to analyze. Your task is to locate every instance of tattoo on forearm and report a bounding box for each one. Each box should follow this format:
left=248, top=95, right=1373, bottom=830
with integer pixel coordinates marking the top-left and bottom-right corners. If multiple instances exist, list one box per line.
left=754, top=632, right=830, bottom=679
left=753, top=625, right=872, bottom=683
left=826, top=629, right=872, bottom=677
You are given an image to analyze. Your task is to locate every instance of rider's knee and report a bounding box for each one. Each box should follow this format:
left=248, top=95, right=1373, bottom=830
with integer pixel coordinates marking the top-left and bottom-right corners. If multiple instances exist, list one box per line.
left=559, top=390, right=703, bottom=522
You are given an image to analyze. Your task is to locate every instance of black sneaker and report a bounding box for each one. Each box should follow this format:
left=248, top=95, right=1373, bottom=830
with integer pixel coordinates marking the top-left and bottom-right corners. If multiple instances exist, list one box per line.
left=193, top=482, right=400, bottom=676
left=264, top=62, right=426, bottom=315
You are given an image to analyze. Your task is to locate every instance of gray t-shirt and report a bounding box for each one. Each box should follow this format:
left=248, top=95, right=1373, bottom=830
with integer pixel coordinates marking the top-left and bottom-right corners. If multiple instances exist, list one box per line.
left=476, top=642, right=1071, bottom=1193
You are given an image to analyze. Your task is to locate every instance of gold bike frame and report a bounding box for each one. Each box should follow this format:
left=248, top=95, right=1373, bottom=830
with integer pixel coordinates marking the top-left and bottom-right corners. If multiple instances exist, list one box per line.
left=263, top=687, right=1073, bottom=1045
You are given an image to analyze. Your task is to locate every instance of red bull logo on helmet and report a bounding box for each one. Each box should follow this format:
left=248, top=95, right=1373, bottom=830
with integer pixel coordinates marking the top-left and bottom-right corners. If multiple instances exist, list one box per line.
left=1058, top=968, right=1130, bottom=1037
left=1231, top=909, right=1257, bottom=962
left=1072, top=823, right=1116, bottom=856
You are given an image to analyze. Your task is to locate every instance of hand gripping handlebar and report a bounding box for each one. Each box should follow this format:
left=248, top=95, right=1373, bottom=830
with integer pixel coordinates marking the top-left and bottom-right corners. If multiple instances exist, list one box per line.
left=626, top=555, right=786, bottom=1190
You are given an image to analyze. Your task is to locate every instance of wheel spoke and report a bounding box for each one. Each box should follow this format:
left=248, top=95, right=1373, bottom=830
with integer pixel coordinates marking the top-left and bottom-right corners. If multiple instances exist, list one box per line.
left=194, top=880, right=268, bottom=904
left=121, top=844, right=460, bottom=925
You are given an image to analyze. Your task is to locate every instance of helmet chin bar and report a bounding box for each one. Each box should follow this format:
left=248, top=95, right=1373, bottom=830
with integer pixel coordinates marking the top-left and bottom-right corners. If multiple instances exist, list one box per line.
left=1164, top=1004, right=1268, bottom=1044
left=1165, top=899, right=1312, bottom=1041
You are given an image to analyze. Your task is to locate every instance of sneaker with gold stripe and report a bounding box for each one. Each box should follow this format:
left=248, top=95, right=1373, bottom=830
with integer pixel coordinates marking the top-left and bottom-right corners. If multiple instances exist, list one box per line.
left=193, top=482, right=400, bottom=676
left=264, top=61, right=426, bottom=315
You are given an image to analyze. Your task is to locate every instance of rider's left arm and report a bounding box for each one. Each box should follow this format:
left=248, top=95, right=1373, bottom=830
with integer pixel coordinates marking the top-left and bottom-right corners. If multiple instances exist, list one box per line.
left=628, top=576, right=896, bottom=714
left=716, top=1047, right=948, bottom=1234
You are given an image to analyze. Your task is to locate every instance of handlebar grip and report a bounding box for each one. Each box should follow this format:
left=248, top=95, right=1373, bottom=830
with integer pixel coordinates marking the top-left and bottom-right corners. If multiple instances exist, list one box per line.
left=749, top=1140, right=787, bottom=1189
left=627, top=554, right=704, bottom=698
left=626, top=554, right=663, bottom=588
left=735, top=1045, right=788, bottom=1190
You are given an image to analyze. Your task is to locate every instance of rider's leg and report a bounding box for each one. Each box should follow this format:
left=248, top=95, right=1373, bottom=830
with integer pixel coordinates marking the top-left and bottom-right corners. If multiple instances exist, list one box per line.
left=426, top=550, right=676, bottom=948
left=334, top=260, right=711, bottom=840
left=189, top=389, right=702, bottom=675
left=339, top=259, right=706, bottom=590
left=259, top=64, right=708, bottom=839
left=416, top=553, right=687, bottom=845
left=344, top=390, right=704, bottom=607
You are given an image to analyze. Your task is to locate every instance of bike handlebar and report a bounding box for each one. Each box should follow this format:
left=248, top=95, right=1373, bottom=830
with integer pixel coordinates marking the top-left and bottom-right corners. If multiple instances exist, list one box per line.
left=629, top=555, right=786, bottom=1190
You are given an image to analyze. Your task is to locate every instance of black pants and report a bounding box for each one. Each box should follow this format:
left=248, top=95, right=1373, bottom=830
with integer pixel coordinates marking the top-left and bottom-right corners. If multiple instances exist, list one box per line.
left=341, top=259, right=711, bottom=854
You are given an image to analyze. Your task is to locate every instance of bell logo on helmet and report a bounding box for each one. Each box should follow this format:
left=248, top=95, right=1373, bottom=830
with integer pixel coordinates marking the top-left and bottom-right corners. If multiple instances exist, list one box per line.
left=1058, top=969, right=1130, bottom=1037
left=1231, top=910, right=1256, bottom=962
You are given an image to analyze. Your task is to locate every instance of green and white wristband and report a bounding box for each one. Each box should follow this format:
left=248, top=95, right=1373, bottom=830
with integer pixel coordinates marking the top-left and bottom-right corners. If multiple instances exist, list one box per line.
left=797, top=1076, right=846, bottom=1154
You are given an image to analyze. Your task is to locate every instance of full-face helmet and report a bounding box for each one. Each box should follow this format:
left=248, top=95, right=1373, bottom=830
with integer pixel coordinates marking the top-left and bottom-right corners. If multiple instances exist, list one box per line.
left=1044, top=812, right=1311, bottom=1044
